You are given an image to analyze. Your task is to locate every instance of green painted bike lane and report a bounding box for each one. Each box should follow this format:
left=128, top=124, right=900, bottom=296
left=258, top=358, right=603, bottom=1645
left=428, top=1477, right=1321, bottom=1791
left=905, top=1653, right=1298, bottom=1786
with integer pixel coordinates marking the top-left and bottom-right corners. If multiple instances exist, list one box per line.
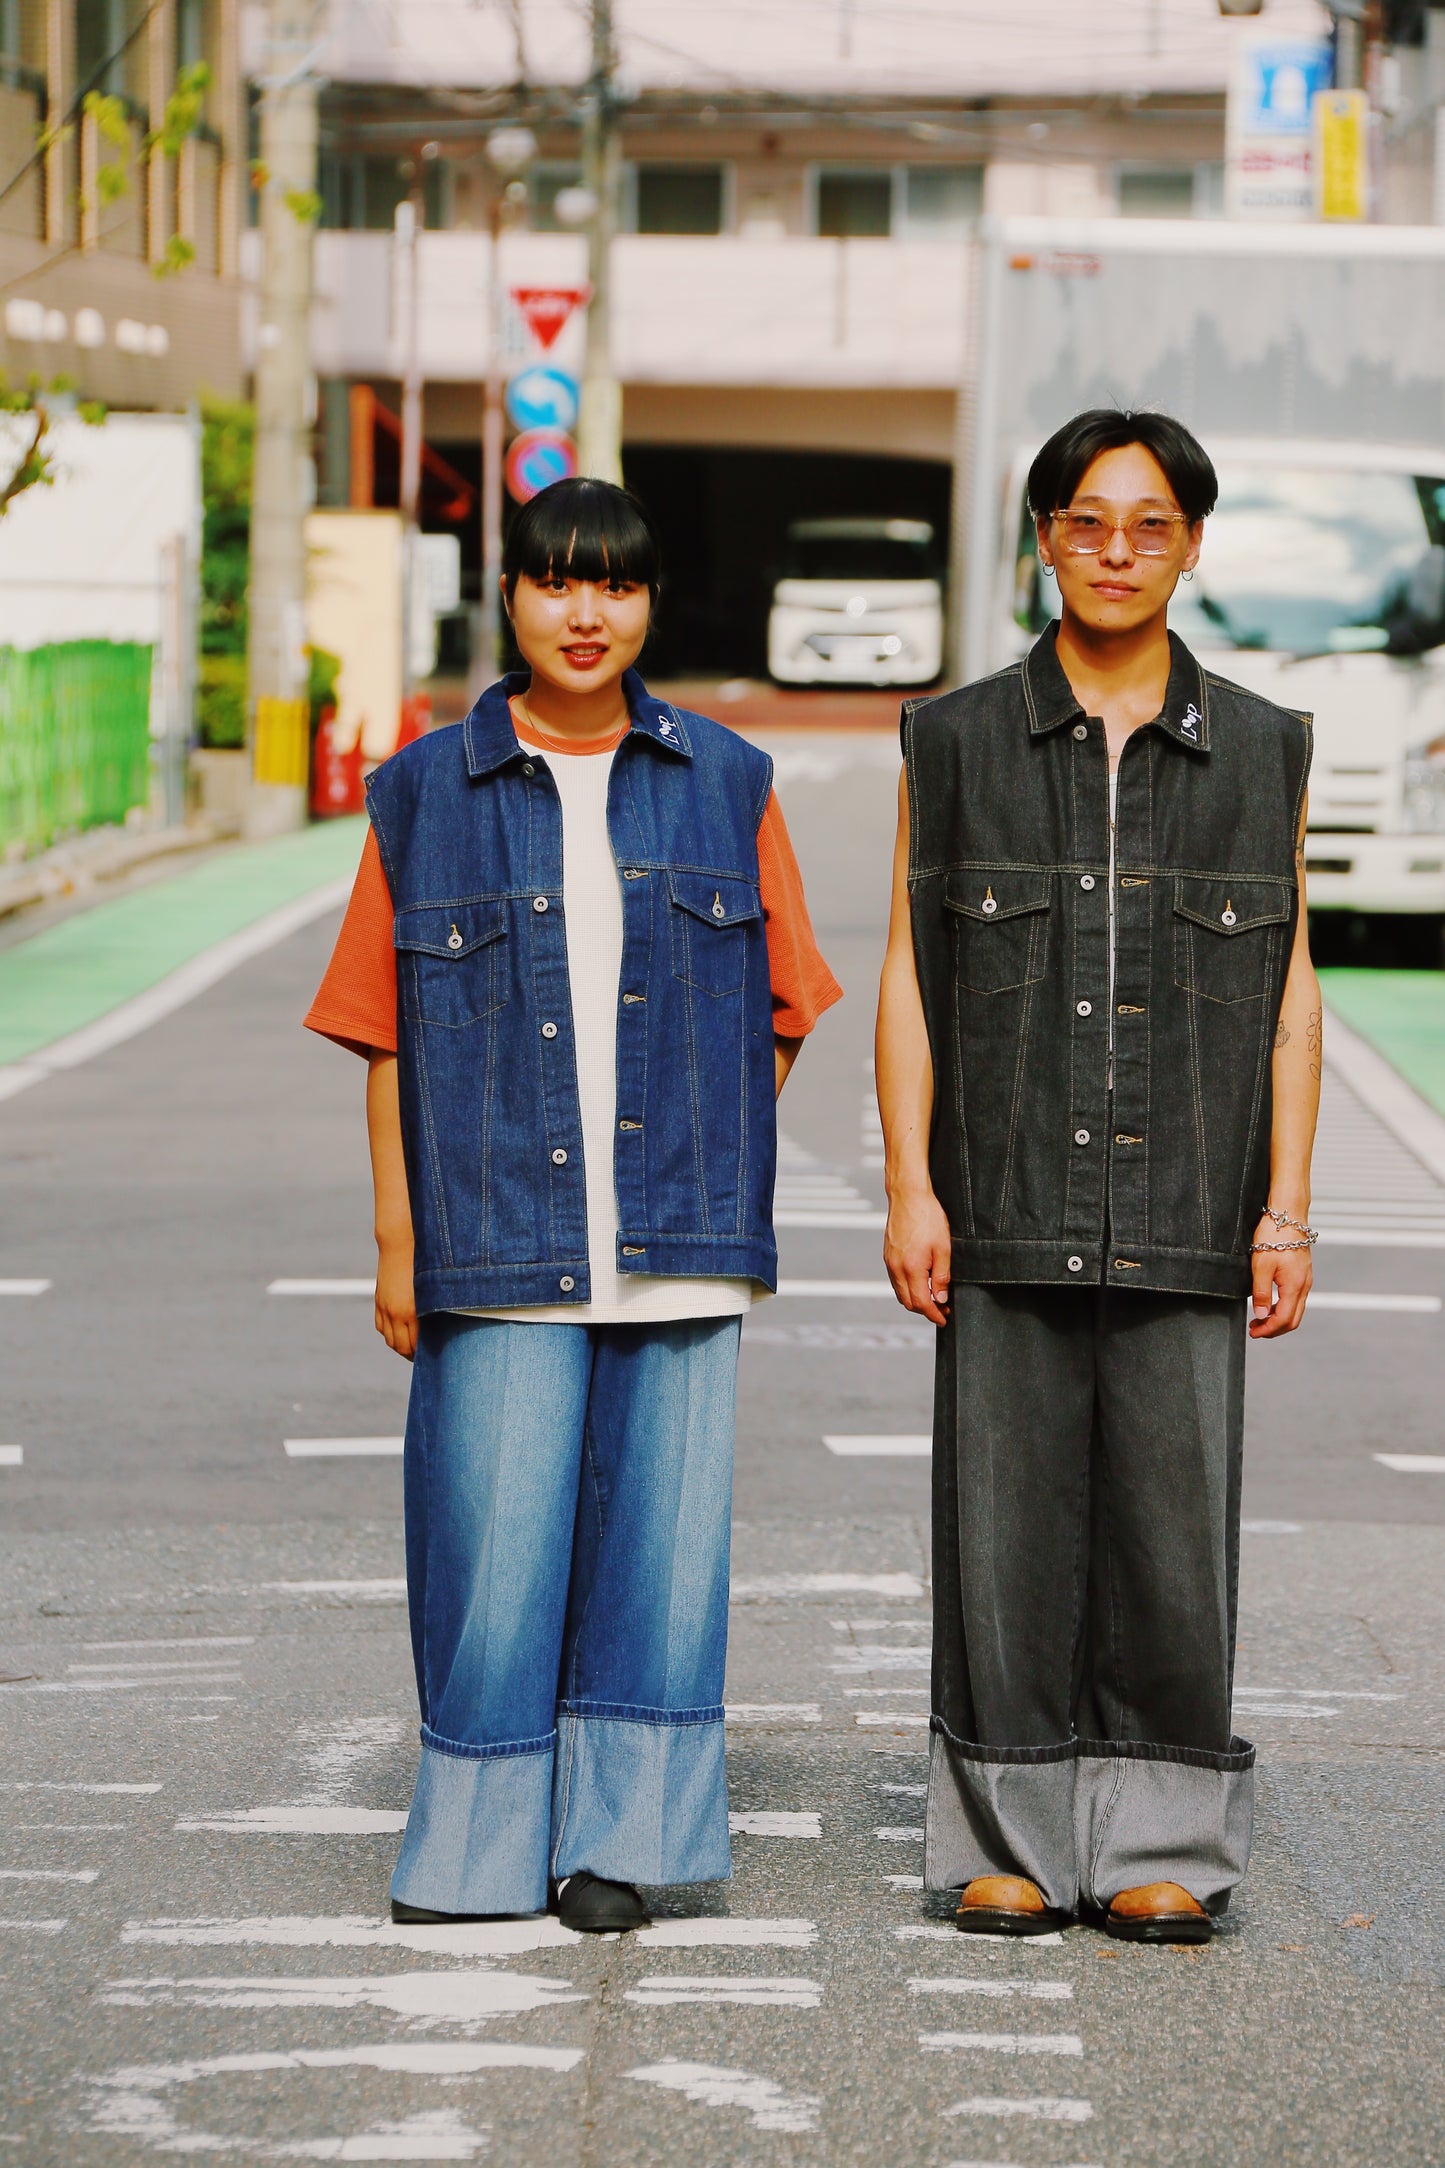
left=1318, top=968, right=1445, bottom=1117
left=0, top=818, right=365, bottom=1067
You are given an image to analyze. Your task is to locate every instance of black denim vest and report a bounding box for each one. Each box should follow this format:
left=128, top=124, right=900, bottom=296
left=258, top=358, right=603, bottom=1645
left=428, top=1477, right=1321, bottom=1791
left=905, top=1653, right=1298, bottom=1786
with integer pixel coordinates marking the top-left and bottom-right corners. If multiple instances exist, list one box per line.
left=905, top=627, right=1311, bottom=1299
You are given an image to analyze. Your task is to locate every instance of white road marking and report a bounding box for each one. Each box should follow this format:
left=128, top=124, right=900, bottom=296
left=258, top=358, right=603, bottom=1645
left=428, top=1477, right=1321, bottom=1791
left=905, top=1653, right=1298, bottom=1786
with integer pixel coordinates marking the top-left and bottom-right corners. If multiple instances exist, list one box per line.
left=124, top=1913, right=819, bottom=1953
left=910, top=1979, right=1073, bottom=2000
left=885, top=1875, right=925, bottom=1890
left=776, top=1212, right=887, bottom=1229
left=625, top=1977, right=821, bottom=2009
left=0, top=1783, right=161, bottom=1794
left=1241, top=1520, right=1302, bottom=1534
left=855, top=1712, right=931, bottom=1728
left=729, top=1811, right=821, bottom=1839
left=0, top=1869, right=98, bottom=1882
left=284, top=1438, right=404, bottom=1458
left=922, top=2032, right=1084, bottom=2056
left=896, top=1926, right=1066, bottom=1947
left=878, top=1782, right=927, bottom=1795
left=942, top=2097, right=1093, bottom=2122
left=875, top=1826, right=926, bottom=1841
left=0, top=1280, right=49, bottom=1295
left=269, top=1279, right=374, bottom=1295
left=300, top=1717, right=408, bottom=1803
left=11, top=1823, right=125, bottom=1832
left=1233, top=1688, right=1403, bottom=1701
left=264, top=1579, right=406, bottom=1601
left=775, top=1280, right=893, bottom=1298
left=175, top=1807, right=407, bottom=1835
left=0, top=1447, right=22, bottom=1467
left=846, top=1688, right=928, bottom=1698
left=731, top=1572, right=924, bottom=1599
left=0, top=1918, right=67, bottom=1932
left=1318, top=1011, right=1445, bottom=1192
left=824, top=1435, right=931, bottom=1457
left=101, top=1970, right=586, bottom=2021
left=627, top=2061, right=821, bottom=2134
left=0, top=878, right=355, bottom=1106
left=1307, top=1291, right=1440, bottom=1311
left=1375, top=1453, right=1445, bottom=1472
left=833, top=1647, right=931, bottom=1671
left=82, top=1637, right=253, bottom=1652
left=725, top=1704, right=823, bottom=1725
left=67, top=1662, right=242, bottom=1678
left=86, top=2047, right=580, bottom=2151
left=774, top=1130, right=882, bottom=1232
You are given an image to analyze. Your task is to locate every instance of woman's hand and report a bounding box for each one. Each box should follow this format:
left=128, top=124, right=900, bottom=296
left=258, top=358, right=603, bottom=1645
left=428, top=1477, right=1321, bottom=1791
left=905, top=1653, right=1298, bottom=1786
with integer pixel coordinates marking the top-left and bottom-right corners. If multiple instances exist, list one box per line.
left=375, top=1236, right=418, bottom=1360
left=1247, top=1209, right=1312, bottom=1339
left=884, top=1183, right=953, bottom=1327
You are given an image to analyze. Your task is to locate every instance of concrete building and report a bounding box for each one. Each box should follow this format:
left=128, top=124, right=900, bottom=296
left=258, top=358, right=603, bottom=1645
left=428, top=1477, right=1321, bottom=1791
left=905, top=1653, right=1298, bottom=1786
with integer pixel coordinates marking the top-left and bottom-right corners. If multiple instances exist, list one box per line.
left=0, top=0, right=246, bottom=409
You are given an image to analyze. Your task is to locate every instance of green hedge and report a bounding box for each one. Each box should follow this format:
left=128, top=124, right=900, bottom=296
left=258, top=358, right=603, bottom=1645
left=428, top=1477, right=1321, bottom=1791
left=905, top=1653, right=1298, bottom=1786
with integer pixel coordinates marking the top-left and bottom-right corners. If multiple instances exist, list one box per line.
left=197, top=652, right=247, bottom=748
left=0, top=641, right=153, bottom=857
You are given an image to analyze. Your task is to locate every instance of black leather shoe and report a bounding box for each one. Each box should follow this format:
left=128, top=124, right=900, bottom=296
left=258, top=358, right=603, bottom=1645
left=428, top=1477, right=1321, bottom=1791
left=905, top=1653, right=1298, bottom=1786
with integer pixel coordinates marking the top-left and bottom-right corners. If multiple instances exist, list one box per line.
left=557, top=1870, right=650, bottom=1934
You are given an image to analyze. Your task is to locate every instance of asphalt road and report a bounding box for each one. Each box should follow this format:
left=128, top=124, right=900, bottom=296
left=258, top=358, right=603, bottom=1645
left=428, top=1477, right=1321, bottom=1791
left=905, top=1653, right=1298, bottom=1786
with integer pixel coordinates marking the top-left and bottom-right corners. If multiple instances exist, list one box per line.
left=1, top=730, right=1442, bottom=2166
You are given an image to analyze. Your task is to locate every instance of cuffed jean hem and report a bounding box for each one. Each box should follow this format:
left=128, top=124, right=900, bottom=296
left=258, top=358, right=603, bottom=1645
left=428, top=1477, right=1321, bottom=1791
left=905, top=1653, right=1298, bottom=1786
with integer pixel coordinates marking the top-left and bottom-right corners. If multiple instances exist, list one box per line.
left=390, top=1736, right=555, bottom=1917
left=551, top=1710, right=731, bottom=1887
left=925, top=1724, right=1256, bottom=1915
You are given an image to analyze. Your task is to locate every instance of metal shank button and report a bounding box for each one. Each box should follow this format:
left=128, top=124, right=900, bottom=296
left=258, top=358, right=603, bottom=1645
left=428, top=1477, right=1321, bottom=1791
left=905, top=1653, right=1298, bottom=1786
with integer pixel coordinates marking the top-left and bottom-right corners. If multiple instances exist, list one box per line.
left=533, top=895, right=549, bottom=913
left=1079, top=874, right=1095, bottom=891
left=559, top=1275, right=575, bottom=1293
left=1067, top=1255, right=1084, bottom=1273
left=1074, top=1128, right=1090, bottom=1146
left=1076, top=1000, right=1092, bottom=1017
left=521, top=762, right=535, bottom=777
left=541, top=1021, right=558, bottom=1039
left=551, top=1148, right=568, bottom=1165
left=1073, top=723, right=1088, bottom=740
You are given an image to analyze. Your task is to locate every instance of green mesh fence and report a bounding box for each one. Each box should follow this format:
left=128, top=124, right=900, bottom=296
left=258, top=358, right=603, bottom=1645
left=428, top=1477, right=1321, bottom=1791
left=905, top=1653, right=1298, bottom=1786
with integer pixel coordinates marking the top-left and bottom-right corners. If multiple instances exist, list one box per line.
left=0, top=641, right=154, bottom=858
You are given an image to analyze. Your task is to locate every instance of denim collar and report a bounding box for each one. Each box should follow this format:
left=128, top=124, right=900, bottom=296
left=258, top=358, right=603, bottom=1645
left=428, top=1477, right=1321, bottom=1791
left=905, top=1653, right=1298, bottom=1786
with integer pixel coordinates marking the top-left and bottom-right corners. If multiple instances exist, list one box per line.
left=1022, top=624, right=1210, bottom=753
left=462, top=666, right=692, bottom=777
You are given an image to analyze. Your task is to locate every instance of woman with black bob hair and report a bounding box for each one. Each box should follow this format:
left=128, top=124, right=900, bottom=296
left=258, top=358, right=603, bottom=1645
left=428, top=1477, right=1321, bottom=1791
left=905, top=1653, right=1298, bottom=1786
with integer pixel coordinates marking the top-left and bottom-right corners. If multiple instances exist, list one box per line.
left=306, top=475, right=840, bottom=1931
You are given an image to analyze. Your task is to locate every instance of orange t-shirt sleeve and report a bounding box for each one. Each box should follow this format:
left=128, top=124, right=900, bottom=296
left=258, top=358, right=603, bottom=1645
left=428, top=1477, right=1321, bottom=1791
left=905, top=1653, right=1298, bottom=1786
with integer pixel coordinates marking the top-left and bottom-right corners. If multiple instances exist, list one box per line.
left=303, top=825, right=398, bottom=1056
left=757, top=789, right=842, bottom=1038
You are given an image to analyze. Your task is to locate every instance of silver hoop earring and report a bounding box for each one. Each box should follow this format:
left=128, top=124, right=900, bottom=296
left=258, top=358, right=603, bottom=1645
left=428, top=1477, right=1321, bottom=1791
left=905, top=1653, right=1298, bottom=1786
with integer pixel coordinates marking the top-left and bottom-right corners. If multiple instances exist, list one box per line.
left=1041, top=562, right=1055, bottom=579
left=1181, top=569, right=1195, bottom=582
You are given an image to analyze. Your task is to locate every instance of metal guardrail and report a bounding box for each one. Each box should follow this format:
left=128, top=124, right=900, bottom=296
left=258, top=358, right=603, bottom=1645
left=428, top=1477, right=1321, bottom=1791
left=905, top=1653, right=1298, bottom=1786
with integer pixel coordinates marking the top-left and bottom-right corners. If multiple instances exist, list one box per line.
left=0, top=641, right=153, bottom=858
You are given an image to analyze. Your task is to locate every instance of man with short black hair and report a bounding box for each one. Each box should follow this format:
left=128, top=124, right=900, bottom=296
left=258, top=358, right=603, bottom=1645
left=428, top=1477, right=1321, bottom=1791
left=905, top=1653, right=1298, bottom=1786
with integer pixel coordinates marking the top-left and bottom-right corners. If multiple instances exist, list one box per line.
left=876, top=408, right=1320, bottom=1942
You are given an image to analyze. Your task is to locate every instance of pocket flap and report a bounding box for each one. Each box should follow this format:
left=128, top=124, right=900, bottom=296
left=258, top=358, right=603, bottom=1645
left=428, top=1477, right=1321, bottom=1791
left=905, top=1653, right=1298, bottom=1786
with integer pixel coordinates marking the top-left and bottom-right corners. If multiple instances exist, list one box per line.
left=944, top=869, right=1052, bottom=923
left=667, top=870, right=762, bottom=928
left=1172, top=878, right=1291, bottom=937
left=393, top=899, right=508, bottom=958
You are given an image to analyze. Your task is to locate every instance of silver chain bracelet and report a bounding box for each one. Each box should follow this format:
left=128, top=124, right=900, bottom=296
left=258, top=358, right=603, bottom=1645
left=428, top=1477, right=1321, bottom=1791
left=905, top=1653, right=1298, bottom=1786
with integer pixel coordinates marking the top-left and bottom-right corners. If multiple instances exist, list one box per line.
left=1251, top=1203, right=1319, bottom=1254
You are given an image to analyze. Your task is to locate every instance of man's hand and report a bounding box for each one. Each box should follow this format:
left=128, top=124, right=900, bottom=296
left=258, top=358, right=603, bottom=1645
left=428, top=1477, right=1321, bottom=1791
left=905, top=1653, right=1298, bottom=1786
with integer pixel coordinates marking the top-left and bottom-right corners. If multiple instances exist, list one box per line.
left=375, top=1237, right=418, bottom=1361
left=1247, top=1209, right=1312, bottom=1339
left=884, top=1184, right=953, bottom=1327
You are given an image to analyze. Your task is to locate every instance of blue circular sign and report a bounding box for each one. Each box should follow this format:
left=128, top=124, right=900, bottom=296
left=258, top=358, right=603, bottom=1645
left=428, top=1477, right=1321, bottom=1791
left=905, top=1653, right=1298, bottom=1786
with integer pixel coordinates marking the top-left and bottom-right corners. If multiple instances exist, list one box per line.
left=506, top=428, right=578, bottom=503
left=505, top=366, right=580, bottom=435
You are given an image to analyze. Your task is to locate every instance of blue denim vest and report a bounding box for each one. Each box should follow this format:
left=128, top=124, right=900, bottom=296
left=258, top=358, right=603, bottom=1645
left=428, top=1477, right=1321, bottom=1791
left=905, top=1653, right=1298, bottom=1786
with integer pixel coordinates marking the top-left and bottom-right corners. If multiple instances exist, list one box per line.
left=365, top=669, right=779, bottom=1314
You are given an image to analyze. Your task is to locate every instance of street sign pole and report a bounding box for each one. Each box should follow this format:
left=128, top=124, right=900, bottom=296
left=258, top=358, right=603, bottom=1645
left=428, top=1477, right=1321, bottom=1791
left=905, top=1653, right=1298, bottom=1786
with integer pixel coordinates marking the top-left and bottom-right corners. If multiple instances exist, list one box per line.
left=577, top=0, right=622, bottom=483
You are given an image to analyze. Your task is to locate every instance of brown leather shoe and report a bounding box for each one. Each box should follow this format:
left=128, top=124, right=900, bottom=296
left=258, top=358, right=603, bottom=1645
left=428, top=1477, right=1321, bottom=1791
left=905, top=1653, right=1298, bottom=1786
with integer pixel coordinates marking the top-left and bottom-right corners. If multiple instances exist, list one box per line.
left=1103, top=1881, right=1213, bottom=1945
left=956, top=1873, right=1071, bottom=1937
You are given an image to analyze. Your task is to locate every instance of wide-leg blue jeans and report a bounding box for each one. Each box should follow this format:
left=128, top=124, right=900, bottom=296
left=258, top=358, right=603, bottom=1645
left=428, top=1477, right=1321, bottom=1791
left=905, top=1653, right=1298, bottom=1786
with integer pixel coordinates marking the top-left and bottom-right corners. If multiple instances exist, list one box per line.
left=390, top=1312, right=740, bottom=1917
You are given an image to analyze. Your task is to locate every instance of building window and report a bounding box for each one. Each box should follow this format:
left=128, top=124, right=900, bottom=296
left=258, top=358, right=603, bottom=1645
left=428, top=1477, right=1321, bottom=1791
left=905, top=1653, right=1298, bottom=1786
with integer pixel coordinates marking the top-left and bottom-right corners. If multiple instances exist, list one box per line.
left=176, top=0, right=206, bottom=72
left=319, top=153, right=442, bottom=231
left=633, top=163, right=725, bottom=234
left=75, top=0, right=128, bottom=95
left=902, top=165, right=984, bottom=234
left=0, top=0, right=20, bottom=61
left=529, top=163, right=583, bottom=231
left=815, top=168, right=892, bottom=237
left=1118, top=167, right=1198, bottom=218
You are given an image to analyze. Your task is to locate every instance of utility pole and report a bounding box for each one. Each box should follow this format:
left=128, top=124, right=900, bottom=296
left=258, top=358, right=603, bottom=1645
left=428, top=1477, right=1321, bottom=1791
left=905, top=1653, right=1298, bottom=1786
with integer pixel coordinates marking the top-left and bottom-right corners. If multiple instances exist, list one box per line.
left=396, top=181, right=423, bottom=698
left=1331, top=1, right=1369, bottom=88
left=246, top=0, right=319, bottom=838
left=577, top=0, right=623, bottom=483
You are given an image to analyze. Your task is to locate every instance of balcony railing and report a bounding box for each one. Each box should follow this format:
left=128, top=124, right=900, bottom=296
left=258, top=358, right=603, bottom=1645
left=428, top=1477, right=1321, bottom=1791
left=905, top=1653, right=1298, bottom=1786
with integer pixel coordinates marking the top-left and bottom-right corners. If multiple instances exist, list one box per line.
left=291, top=230, right=972, bottom=388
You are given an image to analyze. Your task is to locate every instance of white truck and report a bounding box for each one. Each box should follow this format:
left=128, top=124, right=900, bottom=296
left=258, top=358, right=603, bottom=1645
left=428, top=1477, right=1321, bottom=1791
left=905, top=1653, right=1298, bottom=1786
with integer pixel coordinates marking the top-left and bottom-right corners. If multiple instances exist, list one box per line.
left=956, top=217, right=1445, bottom=955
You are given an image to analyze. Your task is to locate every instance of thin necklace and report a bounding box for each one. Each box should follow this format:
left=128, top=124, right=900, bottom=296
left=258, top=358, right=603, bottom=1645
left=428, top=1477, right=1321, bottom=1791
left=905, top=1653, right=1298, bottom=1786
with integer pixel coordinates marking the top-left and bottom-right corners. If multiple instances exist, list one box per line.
left=514, top=691, right=627, bottom=755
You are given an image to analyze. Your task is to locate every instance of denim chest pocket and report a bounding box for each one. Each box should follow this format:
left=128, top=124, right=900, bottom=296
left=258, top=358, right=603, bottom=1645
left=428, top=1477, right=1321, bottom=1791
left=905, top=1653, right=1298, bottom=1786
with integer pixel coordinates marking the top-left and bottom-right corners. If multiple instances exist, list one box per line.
left=944, top=869, right=1051, bottom=994
left=668, top=870, right=761, bottom=997
left=395, top=899, right=510, bottom=1027
left=1172, top=878, right=1291, bottom=1006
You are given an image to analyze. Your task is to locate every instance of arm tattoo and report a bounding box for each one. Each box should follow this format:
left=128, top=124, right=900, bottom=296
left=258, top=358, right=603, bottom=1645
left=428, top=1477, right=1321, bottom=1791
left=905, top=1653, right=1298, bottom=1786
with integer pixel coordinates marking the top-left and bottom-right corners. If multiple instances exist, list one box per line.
left=1274, top=1023, right=1290, bottom=1048
left=1306, top=1006, right=1322, bottom=1081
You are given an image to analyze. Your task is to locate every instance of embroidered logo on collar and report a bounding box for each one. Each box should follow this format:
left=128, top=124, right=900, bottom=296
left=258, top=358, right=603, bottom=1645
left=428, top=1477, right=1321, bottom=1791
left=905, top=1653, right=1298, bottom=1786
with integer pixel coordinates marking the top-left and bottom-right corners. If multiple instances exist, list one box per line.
left=1180, top=702, right=1202, bottom=742
left=657, top=715, right=675, bottom=738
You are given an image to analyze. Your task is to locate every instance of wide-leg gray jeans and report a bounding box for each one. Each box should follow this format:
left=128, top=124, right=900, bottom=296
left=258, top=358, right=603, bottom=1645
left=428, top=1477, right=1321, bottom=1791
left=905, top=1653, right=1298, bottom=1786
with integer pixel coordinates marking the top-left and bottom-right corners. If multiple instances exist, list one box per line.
left=926, top=1282, right=1255, bottom=1916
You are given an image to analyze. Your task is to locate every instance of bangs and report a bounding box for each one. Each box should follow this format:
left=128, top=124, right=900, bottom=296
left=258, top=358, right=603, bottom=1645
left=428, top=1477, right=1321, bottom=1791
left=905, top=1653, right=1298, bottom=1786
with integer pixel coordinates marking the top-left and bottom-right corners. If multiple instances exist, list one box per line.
left=503, top=477, right=661, bottom=599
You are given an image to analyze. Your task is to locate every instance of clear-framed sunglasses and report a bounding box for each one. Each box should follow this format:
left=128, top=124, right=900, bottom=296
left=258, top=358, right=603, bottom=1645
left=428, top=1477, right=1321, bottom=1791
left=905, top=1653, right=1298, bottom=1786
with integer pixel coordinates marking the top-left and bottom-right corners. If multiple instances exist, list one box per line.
left=1052, top=508, right=1190, bottom=557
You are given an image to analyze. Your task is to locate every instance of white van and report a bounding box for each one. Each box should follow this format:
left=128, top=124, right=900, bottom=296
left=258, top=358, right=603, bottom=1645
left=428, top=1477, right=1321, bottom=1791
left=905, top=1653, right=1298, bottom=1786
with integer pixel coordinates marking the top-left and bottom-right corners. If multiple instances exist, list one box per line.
left=1001, top=438, right=1445, bottom=947
left=768, top=517, right=943, bottom=687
